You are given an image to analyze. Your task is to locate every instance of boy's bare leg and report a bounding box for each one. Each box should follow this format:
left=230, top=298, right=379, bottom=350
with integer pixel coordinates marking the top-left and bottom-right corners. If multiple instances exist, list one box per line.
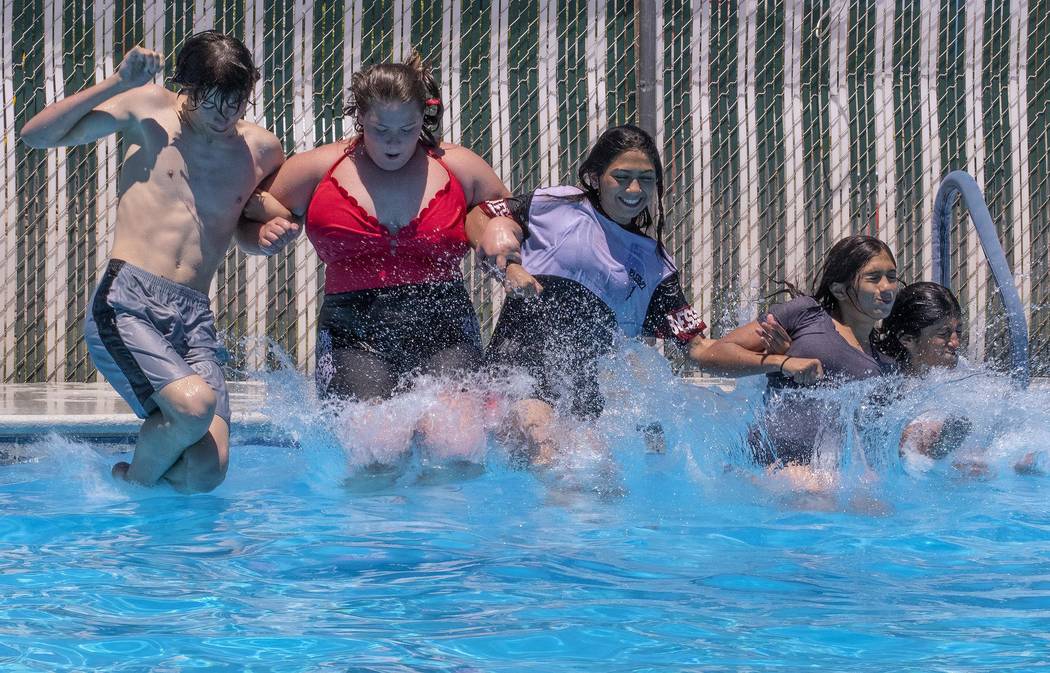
left=157, top=416, right=230, bottom=493
left=112, top=375, right=217, bottom=487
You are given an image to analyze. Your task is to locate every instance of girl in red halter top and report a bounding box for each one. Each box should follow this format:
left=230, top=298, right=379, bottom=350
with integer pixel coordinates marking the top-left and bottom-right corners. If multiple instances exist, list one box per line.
left=257, top=54, right=512, bottom=466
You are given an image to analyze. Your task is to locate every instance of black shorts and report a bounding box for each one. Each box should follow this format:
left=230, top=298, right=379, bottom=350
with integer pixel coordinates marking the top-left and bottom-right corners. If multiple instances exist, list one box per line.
left=316, top=281, right=482, bottom=394
left=749, top=392, right=841, bottom=466
left=486, top=277, right=617, bottom=420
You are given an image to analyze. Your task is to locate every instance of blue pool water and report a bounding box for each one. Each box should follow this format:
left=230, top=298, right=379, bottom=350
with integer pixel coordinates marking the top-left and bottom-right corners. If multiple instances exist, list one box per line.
left=1, top=353, right=1049, bottom=671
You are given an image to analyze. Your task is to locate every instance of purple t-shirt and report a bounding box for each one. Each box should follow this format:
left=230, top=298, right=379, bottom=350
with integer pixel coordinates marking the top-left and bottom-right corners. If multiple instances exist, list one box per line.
left=767, top=295, right=890, bottom=387
left=755, top=295, right=892, bottom=464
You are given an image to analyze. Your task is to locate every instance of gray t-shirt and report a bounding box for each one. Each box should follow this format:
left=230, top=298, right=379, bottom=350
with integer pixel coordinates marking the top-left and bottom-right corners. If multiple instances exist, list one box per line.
left=767, top=295, right=890, bottom=388
left=755, top=295, right=891, bottom=464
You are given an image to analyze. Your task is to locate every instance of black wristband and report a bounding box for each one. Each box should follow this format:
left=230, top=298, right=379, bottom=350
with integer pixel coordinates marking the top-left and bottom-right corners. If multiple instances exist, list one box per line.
left=779, top=356, right=792, bottom=375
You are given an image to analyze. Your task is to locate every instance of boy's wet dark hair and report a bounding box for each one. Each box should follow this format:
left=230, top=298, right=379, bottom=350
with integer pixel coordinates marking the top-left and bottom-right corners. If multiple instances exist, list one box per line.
left=171, top=30, right=259, bottom=113
left=876, top=282, right=962, bottom=366
left=344, top=51, right=442, bottom=148
left=577, top=124, right=669, bottom=258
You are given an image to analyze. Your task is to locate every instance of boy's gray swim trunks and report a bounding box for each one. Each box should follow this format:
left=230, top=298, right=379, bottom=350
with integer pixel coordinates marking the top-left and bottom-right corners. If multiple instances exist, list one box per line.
left=84, top=259, right=231, bottom=425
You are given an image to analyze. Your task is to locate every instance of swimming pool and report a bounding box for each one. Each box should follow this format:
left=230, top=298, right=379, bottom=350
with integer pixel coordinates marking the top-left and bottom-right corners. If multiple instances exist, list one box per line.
left=1, top=358, right=1048, bottom=671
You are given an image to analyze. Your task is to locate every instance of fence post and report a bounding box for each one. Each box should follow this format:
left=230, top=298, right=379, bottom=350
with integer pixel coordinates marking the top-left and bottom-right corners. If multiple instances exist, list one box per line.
left=635, top=0, right=658, bottom=135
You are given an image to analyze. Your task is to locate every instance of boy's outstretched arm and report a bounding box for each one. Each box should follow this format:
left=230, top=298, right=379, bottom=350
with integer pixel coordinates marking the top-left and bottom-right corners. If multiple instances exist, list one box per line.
left=20, top=46, right=162, bottom=148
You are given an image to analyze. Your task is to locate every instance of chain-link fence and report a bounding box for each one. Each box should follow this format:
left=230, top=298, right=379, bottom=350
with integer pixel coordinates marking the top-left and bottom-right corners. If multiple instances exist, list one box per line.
left=4, top=0, right=1050, bottom=383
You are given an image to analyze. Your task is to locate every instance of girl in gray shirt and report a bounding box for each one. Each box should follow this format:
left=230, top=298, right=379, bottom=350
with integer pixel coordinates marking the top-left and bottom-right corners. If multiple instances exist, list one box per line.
left=697, top=235, right=899, bottom=466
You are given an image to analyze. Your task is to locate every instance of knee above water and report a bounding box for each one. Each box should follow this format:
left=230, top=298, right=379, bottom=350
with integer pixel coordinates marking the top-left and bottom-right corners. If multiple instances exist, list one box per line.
left=169, top=387, right=218, bottom=432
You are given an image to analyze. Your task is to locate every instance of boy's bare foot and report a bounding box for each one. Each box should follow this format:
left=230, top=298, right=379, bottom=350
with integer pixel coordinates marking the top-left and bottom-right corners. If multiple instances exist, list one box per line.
left=111, top=461, right=131, bottom=481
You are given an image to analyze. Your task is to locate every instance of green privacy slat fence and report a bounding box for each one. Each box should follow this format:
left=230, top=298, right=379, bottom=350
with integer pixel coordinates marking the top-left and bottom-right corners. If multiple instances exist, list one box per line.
left=1030, top=0, right=1050, bottom=371
left=893, top=0, right=925, bottom=286
left=982, top=0, right=1014, bottom=369
left=62, top=0, right=98, bottom=383
left=4, top=0, right=1050, bottom=382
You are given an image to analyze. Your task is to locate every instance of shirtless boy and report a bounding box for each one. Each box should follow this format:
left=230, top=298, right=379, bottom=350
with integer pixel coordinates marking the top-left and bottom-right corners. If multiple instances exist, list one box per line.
left=21, top=31, right=299, bottom=492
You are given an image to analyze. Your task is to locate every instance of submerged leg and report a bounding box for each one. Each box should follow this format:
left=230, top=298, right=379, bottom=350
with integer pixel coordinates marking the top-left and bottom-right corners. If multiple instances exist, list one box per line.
left=325, top=348, right=415, bottom=469
left=415, top=345, right=488, bottom=461
left=158, top=415, right=230, bottom=493
left=499, top=398, right=560, bottom=468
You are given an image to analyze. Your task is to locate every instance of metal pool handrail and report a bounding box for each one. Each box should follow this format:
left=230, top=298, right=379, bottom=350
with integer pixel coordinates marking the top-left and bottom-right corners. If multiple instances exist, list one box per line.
left=931, top=170, right=1030, bottom=389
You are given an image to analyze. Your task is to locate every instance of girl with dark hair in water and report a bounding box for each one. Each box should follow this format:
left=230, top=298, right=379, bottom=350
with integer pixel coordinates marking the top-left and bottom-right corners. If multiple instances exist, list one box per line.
left=877, top=281, right=962, bottom=375
left=876, top=282, right=974, bottom=463
left=880, top=283, right=1044, bottom=473
left=697, top=235, right=900, bottom=469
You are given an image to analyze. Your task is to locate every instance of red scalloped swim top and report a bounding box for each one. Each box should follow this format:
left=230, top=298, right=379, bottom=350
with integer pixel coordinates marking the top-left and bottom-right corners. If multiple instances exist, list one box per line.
left=306, top=143, right=469, bottom=294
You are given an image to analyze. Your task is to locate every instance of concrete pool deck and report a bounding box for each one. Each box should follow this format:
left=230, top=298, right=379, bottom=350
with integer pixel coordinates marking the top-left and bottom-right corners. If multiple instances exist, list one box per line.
left=2, top=376, right=1041, bottom=443
left=0, top=377, right=742, bottom=443
left=0, top=382, right=277, bottom=443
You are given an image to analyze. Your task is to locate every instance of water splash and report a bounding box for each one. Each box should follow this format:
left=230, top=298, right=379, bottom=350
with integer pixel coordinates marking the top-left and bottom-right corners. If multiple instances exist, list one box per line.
left=244, top=342, right=538, bottom=487
left=0, top=433, right=132, bottom=504
left=64, top=333, right=1043, bottom=505
left=587, top=339, right=1049, bottom=510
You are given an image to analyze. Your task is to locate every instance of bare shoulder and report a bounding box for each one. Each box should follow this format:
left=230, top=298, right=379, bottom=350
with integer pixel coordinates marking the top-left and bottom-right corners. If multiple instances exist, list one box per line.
left=301, top=140, right=350, bottom=161
left=437, top=142, right=508, bottom=204
left=437, top=142, right=490, bottom=172
left=284, top=141, right=347, bottom=175
left=240, top=121, right=282, bottom=150
left=118, top=83, right=175, bottom=117
left=137, top=83, right=175, bottom=105
left=239, top=122, right=285, bottom=170
left=266, top=140, right=349, bottom=212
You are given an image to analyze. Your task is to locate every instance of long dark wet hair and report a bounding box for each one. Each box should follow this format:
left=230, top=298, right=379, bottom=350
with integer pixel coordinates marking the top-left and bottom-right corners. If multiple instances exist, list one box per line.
left=343, top=51, right=442, bottom=148
left=172, top=30, right=260, bottom=112
left=875, top=282, right=962, bottom=366
left=810, top=235, right=897, bottom=315
left=775, top=235, right=897, bottom=319
left=577, top=124, right=669, bottom=259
